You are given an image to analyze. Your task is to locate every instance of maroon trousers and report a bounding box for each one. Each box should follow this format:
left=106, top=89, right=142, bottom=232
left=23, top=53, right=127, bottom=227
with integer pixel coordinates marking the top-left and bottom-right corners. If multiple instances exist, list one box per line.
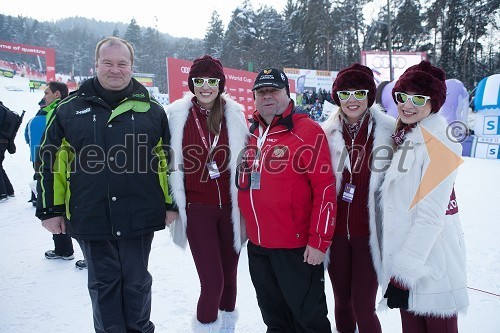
left=400, top=310, right=458, bottom=333
left=186, top=203, right=239, bottom=323
left=327, top=235, right=382, bottom=333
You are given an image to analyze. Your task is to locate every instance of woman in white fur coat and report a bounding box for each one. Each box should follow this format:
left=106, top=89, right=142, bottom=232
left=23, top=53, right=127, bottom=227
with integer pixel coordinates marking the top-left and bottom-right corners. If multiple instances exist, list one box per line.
left=165, top=55, right=248, bottom=333
left=379, top=60, right=468, bottom=333
left=321, top=63, right=394, bottom=333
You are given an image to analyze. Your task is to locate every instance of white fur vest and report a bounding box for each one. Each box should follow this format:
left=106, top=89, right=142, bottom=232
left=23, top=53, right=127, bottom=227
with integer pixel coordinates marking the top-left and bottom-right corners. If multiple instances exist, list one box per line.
left=165, top=93, right=249, bottom=252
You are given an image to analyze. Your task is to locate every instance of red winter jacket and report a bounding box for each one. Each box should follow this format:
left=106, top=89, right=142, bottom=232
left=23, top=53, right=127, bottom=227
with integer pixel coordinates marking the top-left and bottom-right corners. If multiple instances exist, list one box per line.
left=237, top=103, right=337, bottom=252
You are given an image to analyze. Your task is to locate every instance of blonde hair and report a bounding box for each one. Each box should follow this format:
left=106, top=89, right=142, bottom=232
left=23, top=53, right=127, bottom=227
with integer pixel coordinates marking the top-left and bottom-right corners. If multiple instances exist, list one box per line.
left=95, top=36, right=134, bottom=66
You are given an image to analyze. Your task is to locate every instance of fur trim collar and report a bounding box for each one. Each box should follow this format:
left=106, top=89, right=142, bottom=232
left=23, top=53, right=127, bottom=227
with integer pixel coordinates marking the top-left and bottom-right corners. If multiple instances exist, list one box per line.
left=166, top=92, right=249, bottom=252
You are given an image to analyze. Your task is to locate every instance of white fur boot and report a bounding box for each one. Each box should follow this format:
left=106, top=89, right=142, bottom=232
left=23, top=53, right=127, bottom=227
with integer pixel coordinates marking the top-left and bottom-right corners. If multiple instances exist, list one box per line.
left=192, top=316, right=222, bottom=333
left=219, top=309, right=238, bottom=333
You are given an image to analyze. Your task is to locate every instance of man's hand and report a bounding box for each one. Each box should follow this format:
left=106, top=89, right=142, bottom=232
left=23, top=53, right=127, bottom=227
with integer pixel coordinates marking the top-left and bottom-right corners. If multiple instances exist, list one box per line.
left=303, top=245, right=326, bottom=265
left=41, top=216, right=66, bottom=234
left=165, top=210, right=179, bottom=226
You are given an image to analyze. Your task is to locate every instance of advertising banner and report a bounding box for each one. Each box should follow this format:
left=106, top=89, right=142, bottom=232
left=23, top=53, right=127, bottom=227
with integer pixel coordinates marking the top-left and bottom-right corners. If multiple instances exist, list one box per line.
left=0, top=40, right=55, bottom=82
left=361, top=51, right=426, bottom=83
left=133, top=73, right=155, bottom=87
left=0, top=68, right=14, bottom=78
left=474, top=136, right=500, bottom=159
left=167, top=58, right=295, bottom=120
left=283, top=68, right=338, bottom=93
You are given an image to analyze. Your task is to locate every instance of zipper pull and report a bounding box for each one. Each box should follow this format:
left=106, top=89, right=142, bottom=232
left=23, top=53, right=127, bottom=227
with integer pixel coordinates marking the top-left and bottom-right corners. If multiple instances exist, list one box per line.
left=93, top=114, right=97, bottom=143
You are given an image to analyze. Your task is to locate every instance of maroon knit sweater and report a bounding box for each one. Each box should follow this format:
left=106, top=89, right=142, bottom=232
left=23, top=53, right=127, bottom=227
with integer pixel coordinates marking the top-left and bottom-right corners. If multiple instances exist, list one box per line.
left=335, top=116, right=374, bottom=237
left=182, top=104, right=231, bottom=205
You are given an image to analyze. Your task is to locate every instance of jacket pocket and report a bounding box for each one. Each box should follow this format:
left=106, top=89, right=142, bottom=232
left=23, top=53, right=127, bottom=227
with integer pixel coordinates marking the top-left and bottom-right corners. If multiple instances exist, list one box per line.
left=427, top=240, right=446, bottom=281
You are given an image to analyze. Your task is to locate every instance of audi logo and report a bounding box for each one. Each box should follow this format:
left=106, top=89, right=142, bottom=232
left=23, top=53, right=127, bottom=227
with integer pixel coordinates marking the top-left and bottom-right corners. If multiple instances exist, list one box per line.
left=370, top=56, right=407, bottom=69
left=180, top=66, right=190, bottom=74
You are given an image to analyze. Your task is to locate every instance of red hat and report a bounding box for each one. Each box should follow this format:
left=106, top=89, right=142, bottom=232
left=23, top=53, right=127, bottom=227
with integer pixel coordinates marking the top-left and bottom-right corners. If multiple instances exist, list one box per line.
left=392, top=60, right=446, bottom=113
left=188, top=55, right=226, bottom=94
left=331, top=63, right=376, bottom=107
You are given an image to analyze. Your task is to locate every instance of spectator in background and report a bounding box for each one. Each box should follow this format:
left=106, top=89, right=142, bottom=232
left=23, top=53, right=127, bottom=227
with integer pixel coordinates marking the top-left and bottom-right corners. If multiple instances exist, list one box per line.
left=26, top=82, right=77, bottom=262
left=25, top=97, right=45, bottom=205
left=29, top=80, right=35, bottom=92
left=0, top=101, right=15, bottom=202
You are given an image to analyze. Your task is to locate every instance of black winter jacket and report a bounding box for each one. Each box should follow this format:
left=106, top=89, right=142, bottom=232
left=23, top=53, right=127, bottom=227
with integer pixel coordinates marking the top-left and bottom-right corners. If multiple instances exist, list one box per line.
left=36, top=78, right=174, bottom=240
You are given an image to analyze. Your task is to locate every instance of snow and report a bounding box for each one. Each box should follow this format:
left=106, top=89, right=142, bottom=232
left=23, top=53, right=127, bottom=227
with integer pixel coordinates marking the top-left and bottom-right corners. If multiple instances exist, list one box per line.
left=1, top=75, right=499, bottom=332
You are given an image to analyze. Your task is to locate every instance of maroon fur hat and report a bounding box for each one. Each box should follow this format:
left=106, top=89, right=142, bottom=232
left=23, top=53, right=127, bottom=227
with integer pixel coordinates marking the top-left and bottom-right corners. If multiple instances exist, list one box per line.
left=188, top=55, right=226, bottom=94
left=331, top=63, right=376, bottom=107
left=392, top=60, right=446, bottom=113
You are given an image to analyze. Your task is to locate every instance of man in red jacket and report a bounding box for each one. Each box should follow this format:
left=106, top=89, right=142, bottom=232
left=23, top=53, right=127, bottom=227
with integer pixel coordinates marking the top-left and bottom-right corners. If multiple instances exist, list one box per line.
left=238, top=68, right=337, bottom=332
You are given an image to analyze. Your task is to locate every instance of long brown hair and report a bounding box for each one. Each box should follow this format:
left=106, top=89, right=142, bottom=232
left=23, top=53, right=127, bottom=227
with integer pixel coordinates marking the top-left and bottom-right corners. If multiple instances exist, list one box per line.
left=207, top=94, right=223, bottom=135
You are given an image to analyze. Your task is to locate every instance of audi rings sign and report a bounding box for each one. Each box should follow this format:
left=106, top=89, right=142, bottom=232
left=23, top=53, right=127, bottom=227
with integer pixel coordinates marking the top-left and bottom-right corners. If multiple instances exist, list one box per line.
left=361, top=51, right=426, bottom=82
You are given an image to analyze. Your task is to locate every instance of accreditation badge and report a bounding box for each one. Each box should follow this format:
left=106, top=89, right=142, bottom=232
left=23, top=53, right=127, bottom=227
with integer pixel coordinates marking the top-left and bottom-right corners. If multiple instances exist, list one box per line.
left=251, top=172, right=261, bottom=190
left=206, top=161, right=220, bottom=179
left=342, top=183, right=356, bottom=203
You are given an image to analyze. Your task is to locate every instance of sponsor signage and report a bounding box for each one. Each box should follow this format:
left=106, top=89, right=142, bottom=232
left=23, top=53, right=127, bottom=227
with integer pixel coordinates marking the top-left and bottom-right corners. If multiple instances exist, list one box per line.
left=283, top=68, right=338, bottom=93
left=474, top=136, right=500, bottom=159
left=361, top=51, right=427, bottom=83
left=134, top=73, right=155, bottom=87
left=167, top=57, right=295, bottom=120
left=0, top=40, right=56, bottom=82
left=0, top=69, right=14, bottom=78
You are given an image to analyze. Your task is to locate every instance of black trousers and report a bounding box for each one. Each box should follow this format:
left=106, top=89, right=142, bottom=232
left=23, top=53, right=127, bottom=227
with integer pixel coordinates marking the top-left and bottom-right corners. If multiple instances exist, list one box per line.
left=53, top=233, right=74, bottom=256
left=0, top=143, right=13, bottom=198
left=78, top=233, right=155, bottom=333
left=248, top=241, right=332, bottom=333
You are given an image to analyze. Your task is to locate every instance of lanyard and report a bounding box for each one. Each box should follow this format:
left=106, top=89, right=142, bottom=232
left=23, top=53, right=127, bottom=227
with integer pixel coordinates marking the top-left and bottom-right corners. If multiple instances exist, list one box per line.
left=253, top=125, right=271, bottom=170
left=190, top=109, right=221, bottom=155
left=344, top=116, right=372, bottom=175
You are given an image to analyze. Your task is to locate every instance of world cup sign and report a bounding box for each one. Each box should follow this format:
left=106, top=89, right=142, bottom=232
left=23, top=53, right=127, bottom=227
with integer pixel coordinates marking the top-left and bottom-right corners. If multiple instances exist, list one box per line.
left=361, top=51, right=426, bottom=83
left=166, top=57, right=295, bottom=121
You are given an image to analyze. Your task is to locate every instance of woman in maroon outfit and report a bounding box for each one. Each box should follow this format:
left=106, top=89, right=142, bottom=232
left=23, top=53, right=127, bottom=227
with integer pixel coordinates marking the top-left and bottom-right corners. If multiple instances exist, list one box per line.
left=321, top=64, right=394, bottom=333
left=166, top=55, right=248, bottom=332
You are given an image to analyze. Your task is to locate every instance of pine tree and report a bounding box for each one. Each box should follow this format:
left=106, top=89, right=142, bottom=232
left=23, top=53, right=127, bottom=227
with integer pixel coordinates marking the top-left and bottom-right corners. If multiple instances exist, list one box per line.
left=204, top=11, right=224, bottom=58
left=124, top=18, right=142, bottom=68
left=221, top=0, right=257, bottom=69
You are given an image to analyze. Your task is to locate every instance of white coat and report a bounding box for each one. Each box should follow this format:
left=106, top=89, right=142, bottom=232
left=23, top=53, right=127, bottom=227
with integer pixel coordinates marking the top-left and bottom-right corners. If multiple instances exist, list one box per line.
left=379, top=113, right=469, bottom=317
left=165, top=93, right=249, bottom=252
left=321, top=104, right=395, bottom=280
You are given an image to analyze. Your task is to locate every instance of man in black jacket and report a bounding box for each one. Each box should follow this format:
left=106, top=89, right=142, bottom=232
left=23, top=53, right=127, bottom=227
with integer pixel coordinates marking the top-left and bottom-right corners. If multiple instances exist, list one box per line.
left=0, top=101, right=14, bottom=202
left=36, top=37, right=178, bottom=333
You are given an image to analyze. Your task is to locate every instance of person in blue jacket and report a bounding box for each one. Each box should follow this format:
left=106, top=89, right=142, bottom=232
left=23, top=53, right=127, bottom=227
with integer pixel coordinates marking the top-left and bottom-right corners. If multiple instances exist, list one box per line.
left=27, top=82, right=78, bottom=262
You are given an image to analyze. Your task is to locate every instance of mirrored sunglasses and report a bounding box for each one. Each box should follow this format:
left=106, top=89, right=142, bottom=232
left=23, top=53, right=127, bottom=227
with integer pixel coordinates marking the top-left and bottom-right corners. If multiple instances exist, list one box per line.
left=394, top=92, right=431, bottom=107
left=337, top=90, right=368, bottom=101
left=192, top=77, right=220, bottom=87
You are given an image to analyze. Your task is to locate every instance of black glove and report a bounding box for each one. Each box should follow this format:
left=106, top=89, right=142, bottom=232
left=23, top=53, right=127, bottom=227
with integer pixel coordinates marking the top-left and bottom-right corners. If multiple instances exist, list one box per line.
left=384, top=282, right=409, bottom=309
left=7, top=140, right=16, bottom=154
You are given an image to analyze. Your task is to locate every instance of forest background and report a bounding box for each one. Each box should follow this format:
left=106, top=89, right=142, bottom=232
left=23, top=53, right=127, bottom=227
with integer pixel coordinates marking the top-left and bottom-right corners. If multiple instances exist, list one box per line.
left=1, top=0, right=499, bottom=94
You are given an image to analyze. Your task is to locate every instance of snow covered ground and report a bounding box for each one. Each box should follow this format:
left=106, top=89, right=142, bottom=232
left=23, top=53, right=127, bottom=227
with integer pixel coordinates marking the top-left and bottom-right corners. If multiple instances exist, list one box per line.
left=0, top=75, right=499, bottom=332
